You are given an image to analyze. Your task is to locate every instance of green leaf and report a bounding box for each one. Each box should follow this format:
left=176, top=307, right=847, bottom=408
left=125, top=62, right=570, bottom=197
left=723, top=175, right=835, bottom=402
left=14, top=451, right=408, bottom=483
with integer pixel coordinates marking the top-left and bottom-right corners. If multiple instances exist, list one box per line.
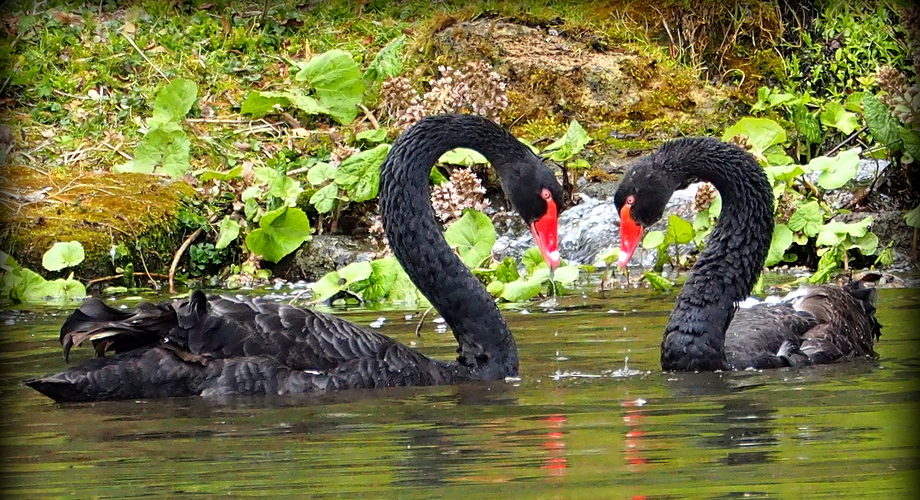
left=268, top=175, right=302, bottom=207
left=386, top=260, right=423, bottom=303
left=552, top=265, right=580, bottom=285
left=787, top=201, right=823, bottom=237
left=791, top=104, right=822, bottom=144
left=665, top=215, right=694, bottom=245
left=644, top=271, right=672, bottom=291
left=199, top=165, right=243, bottom=182
left=543, top=120, right=591, bottom=162
left=307, top=162, right=337, bottom=185
left=215, top=217, right=241, bottom=250
left=438, top=147, right=489, bottom=166
left=642, top=230, right=665, bottom=249
left=521, top=247, right=546, bottom=274
left=809, top=148, right=860, bottom=190
left=863, top=93, right=902, bottom=149
left=493, top=257, right=520, bottom=283
left=354, top=258, right=399, bottom=301
left=310, top=183, right=339, bottom=213
left=853, top=231, right=879, bottom=255
left=339, top=261, right=373, bottom=284
left=334, top=144, right=390, bottom=202
left=809, top=247, right=841, bottom=284
left=763, top=164, right=806, bottom=185
left=905, top=204, right=920, bottom=229
left=311, top=271, right=344, bottom=302
left=296, top=49, right=366, bottom=124
left=765, top=223, right=793, bottom=266
left=254, top=166, right=280, bottom=184
left=23, top=277, right=87, bottom=303
left=363, top=36, right=405, bottom=83
left=500, top=277, right=544, bottom=302
left=900, top=127, right=920, bottom=162
left=819, top=101, right=859, bottom=135
left=721, top=117, right=786, bottom=160
left=430, top=166, right=449, bottom=185
left=116, top=127, right=190, bottom=178
left=240, top=91, right=290, bottom=117
left=42, top=241, right=85, bottom=271
left=816, top=217, right=873, bottom=247
left=149, top=78, right=197, bottom=127
left=486, top=280, right=504, bottom=296
left=244, top=207, right=312, bottom=262
left=444, top=210, right=496, bottom=268
left=355, top=128, right=388, bottom=143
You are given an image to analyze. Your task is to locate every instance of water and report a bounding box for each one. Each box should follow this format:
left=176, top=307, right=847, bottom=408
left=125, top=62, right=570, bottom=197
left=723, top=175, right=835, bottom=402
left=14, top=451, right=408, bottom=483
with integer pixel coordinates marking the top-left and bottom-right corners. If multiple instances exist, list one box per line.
left=1, top=285, right=918, bottom=498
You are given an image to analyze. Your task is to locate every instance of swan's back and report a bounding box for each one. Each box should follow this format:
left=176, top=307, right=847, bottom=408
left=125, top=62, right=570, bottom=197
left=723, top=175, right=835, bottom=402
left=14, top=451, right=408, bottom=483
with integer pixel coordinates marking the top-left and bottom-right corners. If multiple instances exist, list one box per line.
left=26, top=291, right=458, bottom=402
left=724, top=277, right=881, bottom=369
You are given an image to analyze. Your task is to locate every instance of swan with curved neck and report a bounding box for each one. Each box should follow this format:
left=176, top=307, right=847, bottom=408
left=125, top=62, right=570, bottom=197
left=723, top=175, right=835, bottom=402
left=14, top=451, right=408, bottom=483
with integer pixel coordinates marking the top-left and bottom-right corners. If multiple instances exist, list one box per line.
left=614, top=137, right=880, bottom=371
left=26, top=114, right=563, bottom=402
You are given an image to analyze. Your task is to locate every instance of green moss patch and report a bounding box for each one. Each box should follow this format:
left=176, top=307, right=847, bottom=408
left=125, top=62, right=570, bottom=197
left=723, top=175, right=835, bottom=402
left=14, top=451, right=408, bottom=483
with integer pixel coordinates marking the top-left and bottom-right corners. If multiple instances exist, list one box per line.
left=0, top=167, right=196, bottom=278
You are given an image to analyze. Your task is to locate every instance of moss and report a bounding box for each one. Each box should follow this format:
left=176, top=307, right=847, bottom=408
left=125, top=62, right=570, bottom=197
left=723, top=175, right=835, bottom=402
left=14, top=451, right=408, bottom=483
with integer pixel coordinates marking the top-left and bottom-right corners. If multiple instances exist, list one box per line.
left=0, top=167, right=198, bottom=279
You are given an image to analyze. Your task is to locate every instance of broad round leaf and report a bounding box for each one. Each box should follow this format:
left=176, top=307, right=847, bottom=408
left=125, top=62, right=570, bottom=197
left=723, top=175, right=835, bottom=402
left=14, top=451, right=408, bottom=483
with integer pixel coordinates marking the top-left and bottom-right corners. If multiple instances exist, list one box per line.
left=42, top=241, right=85, bottom=271
left=444, top=210, right=496, bottom=268
left=245, top=207, right=312, bottom=263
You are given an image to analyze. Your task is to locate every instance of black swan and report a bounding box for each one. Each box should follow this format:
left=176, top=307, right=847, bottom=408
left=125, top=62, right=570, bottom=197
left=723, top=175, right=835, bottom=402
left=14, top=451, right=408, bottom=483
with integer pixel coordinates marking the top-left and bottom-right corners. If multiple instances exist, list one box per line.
left=614, top=137, right=881, bottom=371
left=26, top=114, right=564, bottom=402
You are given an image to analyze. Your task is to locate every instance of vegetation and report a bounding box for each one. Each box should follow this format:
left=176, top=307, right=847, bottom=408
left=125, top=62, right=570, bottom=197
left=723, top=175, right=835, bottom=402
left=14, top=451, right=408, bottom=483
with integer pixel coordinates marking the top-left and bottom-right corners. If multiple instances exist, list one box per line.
left=0, top=0, right=915, bottom=305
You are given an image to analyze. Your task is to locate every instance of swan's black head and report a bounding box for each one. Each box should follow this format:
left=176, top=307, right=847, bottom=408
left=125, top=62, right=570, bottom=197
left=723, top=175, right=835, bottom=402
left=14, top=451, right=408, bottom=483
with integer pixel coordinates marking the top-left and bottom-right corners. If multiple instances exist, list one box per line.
left=613, top=147, right=685, bottom=267
left=498, top=155, right=564, bottom=269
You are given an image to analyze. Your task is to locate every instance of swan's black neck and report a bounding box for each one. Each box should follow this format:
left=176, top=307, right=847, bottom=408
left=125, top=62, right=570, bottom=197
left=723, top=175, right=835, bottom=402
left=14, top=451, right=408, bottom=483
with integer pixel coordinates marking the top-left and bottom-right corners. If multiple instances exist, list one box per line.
left=380, top=115, right=533, bottom=379
left=656, top=138, right=775, bottom=371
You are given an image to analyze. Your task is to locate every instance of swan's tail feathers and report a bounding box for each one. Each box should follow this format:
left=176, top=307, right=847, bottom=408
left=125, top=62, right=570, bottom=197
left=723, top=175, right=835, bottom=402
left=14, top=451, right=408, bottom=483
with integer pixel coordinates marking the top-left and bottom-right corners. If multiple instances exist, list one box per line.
left=796, top=274, right=882, bottom=362
left=59, top=292, right=199, bottom=362
left=25, top=347, right=204, bottom=403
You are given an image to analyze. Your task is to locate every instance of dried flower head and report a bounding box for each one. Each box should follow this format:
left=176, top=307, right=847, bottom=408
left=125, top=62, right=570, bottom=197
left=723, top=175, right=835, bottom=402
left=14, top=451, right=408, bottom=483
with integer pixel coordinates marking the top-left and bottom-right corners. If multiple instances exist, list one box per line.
left=693, top=182, right=716, bottom=212
left=388, top=61, right=509, bottom=131
left=430, top=168, right=490, bottom=223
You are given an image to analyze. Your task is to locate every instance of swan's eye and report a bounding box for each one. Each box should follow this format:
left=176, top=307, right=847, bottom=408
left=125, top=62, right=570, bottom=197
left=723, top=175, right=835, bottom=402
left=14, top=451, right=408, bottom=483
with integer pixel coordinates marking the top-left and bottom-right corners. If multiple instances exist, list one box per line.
left=540, top=188, right=552, bottom=200
left=626, top=195, right=635, bottom=205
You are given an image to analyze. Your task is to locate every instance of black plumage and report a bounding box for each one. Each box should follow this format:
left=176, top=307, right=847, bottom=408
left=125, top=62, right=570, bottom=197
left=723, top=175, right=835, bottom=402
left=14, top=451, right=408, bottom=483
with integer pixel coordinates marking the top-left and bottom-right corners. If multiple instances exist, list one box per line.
left=26, top=114, right=564, bottom=402
left=614, top=137, right=881, bottom=371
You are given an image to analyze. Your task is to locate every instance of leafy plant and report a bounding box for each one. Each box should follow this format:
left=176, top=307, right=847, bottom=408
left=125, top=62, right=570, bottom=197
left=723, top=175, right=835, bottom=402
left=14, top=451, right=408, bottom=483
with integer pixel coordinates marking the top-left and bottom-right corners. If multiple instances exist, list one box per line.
left=241, top=49, right=366, bottom=125
left=1, top=242, right=87, bottom=304
left=311, top=208, right=580, bottom=306
left=115, top=78, right=198, bottom=177
left=723, top=117, right=881, bottom=282
left=640, top=215, right=697, bottom=272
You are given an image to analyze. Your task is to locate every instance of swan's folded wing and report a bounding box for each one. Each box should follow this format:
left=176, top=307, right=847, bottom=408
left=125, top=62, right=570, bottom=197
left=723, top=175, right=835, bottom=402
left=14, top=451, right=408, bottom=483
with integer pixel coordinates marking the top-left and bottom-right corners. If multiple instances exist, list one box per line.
left=183, top=295, right=398, bottom=372
left=724, top=303, right=816, bottom=369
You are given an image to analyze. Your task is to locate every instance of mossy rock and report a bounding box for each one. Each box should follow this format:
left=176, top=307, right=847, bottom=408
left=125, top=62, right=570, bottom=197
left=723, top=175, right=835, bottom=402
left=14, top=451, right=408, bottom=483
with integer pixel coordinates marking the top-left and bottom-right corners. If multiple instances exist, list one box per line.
left=425, top=19, right=736, bottom=138
left=0, top=166, right=198, bottom=280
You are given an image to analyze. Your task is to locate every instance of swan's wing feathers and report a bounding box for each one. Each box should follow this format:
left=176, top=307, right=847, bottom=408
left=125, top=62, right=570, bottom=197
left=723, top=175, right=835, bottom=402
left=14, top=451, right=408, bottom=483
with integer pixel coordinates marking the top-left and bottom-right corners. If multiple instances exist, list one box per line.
left=795, top=282, right=880, bottom=361
left=60, top=297, right=178, bottom=361
left=725, top=304, right=815, bottom=368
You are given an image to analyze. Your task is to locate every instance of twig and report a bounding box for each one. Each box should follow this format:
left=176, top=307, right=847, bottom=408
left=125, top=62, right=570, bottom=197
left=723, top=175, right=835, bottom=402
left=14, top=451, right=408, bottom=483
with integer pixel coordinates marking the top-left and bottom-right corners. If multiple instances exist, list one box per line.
left=87, top=272, right=171, bottom=286
left=824, top=126, right=868, bottom=157
left=414, top=306, right=434, bottom=338
left=168, top=213, right=224, bottom=293
left=121, top=32, right=168, bottom=80
left=101, top=140, right=133, bottom=160
left=169, top=227, right=204, bottom=294
left=359, top=104, right=379, bottom=130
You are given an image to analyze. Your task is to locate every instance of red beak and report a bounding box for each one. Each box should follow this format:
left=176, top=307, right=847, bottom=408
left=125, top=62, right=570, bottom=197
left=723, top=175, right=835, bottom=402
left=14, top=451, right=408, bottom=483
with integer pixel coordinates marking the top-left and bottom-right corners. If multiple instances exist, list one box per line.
left=618, top=204, right=643, bottom=268
left=529, top=197, right=560, bottom=271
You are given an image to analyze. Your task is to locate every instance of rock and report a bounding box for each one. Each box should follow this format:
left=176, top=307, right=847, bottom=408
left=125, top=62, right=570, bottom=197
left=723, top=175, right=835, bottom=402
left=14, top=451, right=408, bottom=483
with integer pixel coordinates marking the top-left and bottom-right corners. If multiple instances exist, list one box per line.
left=279, top=234, right=378, bottom=282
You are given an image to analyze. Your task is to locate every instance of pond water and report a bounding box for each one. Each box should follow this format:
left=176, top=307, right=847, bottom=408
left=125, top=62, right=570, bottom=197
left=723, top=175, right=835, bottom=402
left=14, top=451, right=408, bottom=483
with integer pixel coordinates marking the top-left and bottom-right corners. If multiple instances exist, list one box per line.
left=1, top=283, right=918, bottom=499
